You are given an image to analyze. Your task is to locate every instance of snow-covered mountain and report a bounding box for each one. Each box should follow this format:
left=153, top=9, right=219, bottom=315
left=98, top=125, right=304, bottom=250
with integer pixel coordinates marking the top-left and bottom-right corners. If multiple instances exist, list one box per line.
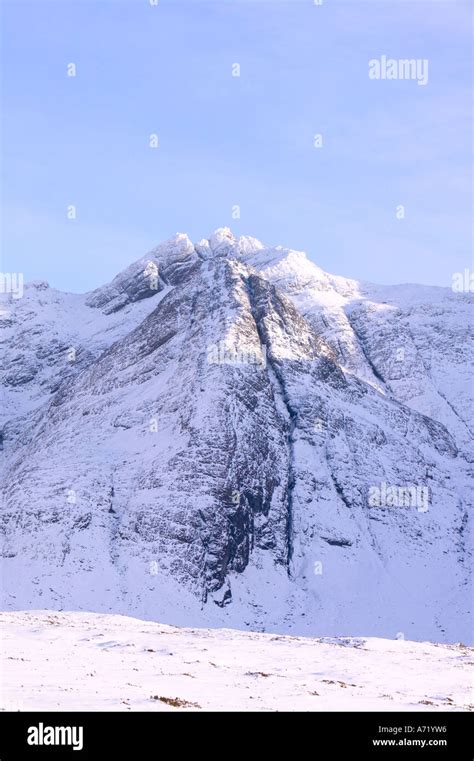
left=1, top=228, right=472, bottom=642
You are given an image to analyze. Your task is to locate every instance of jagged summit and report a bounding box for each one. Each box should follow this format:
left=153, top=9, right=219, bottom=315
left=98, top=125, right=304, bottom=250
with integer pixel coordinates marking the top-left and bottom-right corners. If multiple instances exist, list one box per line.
left=82, top=228, right=300, bottom=314
left=139, top=227, right=264, bottom=264
left=198, top=227, right=267, bottom=260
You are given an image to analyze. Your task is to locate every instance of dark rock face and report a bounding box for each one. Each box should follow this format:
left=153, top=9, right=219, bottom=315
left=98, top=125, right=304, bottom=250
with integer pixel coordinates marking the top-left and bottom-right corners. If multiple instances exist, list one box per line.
left=0, top=230, right=472, bottom=642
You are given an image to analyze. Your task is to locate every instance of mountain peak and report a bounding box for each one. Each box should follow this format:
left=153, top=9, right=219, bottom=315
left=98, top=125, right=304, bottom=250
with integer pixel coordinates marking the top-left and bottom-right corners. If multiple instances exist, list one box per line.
left=195, top=228, right=268, bottom=262
left=1, top=223, right=472, bottom=643
left=210, top=226, right=236, bottom=246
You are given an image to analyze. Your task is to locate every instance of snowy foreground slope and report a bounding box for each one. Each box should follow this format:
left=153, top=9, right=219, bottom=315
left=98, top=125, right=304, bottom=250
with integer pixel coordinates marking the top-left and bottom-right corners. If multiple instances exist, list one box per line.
left=0, top=228, right=472, bottom=642
left=1, top=611, right=472, bottom=712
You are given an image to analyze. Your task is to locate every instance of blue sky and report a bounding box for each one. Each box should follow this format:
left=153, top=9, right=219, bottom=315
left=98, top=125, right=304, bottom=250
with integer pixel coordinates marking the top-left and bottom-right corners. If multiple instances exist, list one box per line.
left=1, top=0, right=472, bottom=292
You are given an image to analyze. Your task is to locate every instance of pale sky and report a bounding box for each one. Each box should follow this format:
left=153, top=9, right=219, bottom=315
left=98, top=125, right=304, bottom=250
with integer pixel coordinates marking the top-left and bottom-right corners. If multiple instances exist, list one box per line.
left=1, top=0, right=472, bottom=291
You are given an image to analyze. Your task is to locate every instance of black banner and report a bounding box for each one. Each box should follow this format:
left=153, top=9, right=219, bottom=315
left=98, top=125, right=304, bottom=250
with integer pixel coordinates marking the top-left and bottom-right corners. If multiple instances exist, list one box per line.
left=0, top=711, right=471, bottom=759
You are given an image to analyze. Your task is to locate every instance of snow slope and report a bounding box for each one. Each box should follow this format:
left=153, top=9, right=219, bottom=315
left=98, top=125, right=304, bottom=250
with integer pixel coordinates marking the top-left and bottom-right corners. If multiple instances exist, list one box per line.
left=1, top=229, right=472, bottom=643
left=1, top=611, right=472, bottom=712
